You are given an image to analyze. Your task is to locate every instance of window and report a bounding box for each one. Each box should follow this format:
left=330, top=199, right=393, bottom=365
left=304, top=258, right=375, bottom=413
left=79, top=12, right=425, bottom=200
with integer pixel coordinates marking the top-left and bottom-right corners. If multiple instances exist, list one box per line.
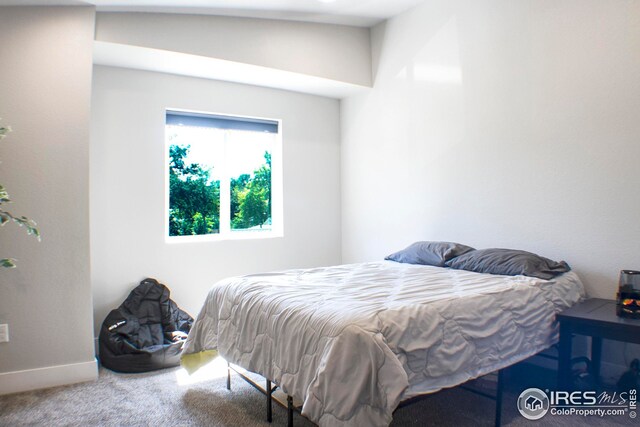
left=165, top=110, right=282, bottom=240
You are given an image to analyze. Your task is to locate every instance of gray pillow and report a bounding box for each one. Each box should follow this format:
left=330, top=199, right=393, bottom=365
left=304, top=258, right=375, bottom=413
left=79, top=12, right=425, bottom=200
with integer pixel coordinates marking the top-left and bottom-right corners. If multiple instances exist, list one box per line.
left=445, top=248, right=570, bottom=280
left=385, top=241, right=475, bottom=267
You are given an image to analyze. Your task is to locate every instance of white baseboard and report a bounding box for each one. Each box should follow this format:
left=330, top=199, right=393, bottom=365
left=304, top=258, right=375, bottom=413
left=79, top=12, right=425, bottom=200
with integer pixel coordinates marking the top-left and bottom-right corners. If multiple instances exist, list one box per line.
left=0, top=358, right=98, bottom=396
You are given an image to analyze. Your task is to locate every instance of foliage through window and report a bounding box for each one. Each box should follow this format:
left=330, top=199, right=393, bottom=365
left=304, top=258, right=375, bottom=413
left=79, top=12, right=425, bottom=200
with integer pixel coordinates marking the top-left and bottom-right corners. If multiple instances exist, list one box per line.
left=166, top=111, right=281, bottom=239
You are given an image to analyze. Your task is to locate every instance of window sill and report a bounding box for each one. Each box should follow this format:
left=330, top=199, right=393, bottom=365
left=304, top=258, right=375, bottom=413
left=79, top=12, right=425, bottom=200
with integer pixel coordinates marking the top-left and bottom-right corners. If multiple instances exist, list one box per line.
left=165, top=231, right=283, bottom=244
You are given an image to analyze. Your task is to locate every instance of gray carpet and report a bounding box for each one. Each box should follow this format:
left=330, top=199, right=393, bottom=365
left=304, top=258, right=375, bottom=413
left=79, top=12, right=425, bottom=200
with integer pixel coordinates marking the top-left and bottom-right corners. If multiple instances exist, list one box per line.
left=0, top=366, right=634, bottom=426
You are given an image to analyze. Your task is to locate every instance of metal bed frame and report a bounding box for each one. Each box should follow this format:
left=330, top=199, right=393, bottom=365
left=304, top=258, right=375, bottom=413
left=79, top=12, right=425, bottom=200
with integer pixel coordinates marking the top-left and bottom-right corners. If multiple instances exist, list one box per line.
left=226, top=361, right=506, bottom=427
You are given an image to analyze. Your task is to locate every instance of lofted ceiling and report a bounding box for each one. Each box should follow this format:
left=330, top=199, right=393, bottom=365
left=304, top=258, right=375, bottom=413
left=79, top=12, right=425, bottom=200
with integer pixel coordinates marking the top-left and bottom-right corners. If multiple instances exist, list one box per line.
left=0, top=0, right=425, bottom=26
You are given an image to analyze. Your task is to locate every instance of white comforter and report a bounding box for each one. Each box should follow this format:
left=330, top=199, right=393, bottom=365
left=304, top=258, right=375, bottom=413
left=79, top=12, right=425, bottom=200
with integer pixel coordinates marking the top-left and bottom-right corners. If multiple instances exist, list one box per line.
left=183, top=261, right=585, bottom=426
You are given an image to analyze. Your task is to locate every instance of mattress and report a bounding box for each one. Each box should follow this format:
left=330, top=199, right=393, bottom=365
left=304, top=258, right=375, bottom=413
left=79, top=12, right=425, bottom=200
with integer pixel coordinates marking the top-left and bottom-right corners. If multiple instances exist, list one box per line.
left=182, top=261, right=585, bottom=427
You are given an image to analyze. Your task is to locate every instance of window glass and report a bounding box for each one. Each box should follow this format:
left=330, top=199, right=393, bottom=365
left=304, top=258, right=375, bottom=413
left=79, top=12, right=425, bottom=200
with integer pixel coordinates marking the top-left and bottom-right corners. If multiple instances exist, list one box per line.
left=166, top=111, right=280, bottom=240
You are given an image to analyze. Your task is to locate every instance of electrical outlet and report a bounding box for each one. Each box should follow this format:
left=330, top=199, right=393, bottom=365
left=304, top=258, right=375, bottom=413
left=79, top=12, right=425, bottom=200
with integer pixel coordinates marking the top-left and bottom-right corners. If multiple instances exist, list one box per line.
left=0, top=324, right=9, bottom=343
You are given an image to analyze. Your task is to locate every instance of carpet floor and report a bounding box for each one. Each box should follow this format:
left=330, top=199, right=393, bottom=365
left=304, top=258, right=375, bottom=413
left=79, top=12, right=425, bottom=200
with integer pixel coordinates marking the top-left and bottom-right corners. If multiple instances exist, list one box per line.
left=0, top=362, right=635, bottom=426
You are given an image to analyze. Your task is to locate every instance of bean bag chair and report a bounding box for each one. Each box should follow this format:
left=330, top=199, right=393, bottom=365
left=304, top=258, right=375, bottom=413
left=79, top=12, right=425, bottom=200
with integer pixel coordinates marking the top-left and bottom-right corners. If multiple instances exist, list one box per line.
left=99, top=278, right=193, bottom=373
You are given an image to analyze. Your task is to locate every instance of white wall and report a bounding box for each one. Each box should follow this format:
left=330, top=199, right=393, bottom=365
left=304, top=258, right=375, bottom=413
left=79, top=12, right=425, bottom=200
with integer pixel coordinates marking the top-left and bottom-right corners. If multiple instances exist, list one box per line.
left=341, top=0, right=640, bottom=379
left=95, top=12, right=372, bottom=87
left=91, top=66, right=341, bottom=334
left=342, top=0, right=640, bottom=300
left=0, top=6, right=97, bottom=392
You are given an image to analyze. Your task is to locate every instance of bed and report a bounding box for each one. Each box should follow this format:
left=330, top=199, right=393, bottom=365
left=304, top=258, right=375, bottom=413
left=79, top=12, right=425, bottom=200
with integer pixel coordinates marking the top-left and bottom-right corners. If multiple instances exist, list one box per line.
left=182, top=260, right=585, bottom=426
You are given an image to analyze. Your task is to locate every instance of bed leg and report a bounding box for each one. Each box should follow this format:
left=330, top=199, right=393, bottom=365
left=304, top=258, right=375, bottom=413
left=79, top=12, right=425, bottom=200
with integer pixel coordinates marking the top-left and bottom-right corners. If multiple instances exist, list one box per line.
left=287, top=395, right=294, bottom=427
left=495, top=369, right=504, bottom=427
left=226, top=361, right=231, bottom=391
left=266, top=379, right=273, bottom=423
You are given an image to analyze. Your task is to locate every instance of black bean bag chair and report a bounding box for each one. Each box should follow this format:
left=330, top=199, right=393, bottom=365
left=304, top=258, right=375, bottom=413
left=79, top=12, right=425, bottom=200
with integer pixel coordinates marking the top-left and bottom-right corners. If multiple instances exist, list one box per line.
left=99, top=278, right=193, bottom=373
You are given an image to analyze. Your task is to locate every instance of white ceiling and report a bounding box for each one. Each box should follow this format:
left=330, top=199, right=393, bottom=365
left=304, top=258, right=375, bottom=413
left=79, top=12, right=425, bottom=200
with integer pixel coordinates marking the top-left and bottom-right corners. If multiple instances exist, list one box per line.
left=0, top=0, right=425, bottom=26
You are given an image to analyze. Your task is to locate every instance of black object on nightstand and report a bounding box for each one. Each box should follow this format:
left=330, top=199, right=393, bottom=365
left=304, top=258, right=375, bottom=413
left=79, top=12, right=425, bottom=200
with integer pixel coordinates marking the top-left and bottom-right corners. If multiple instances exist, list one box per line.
left=557, top=298, right=640, bottom=390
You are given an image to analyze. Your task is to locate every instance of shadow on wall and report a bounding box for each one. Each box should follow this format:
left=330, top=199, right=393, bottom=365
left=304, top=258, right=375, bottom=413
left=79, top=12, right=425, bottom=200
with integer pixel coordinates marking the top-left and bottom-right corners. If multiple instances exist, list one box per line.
left=363, top=8, right=467, bottom=253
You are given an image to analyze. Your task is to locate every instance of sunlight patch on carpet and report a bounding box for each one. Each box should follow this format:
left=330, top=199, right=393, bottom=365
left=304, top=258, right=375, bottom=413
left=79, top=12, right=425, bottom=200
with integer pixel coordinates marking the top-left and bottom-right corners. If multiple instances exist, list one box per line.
left=175, top=355, right=228, bottom=385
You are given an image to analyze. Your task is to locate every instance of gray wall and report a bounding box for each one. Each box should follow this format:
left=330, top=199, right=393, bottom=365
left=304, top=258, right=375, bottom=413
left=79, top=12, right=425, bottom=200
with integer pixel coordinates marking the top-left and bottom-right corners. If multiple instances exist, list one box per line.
left=0, top=6, right=96, bottom=382
left=90, top=66, right=342, bottom=335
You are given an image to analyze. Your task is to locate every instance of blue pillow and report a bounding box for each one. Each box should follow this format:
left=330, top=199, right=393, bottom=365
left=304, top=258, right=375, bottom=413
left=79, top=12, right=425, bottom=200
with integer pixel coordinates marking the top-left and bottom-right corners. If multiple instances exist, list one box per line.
left=445, top=248, right=570, bottom=280
left=386, top=241, right=475, bottom=267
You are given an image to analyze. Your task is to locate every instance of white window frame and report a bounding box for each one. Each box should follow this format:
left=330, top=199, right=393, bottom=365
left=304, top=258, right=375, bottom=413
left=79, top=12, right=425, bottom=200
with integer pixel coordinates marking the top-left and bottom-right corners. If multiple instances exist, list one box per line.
left=164, top=108, right=284, bottom=243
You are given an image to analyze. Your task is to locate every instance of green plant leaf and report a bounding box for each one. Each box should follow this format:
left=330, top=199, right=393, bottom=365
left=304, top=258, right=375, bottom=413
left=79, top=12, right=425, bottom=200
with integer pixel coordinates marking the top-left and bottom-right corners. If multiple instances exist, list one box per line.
left=0, top=258, right=16, bottom=268
left=0, top=185, right=10, bottom=203
left=0, top=120, right=41, bottom=264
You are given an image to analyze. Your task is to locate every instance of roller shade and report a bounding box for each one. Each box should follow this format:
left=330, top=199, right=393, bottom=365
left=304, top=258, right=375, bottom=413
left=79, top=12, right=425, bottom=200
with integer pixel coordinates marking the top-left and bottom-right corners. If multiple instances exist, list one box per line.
left=166, top=111, right=279, bottom=134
